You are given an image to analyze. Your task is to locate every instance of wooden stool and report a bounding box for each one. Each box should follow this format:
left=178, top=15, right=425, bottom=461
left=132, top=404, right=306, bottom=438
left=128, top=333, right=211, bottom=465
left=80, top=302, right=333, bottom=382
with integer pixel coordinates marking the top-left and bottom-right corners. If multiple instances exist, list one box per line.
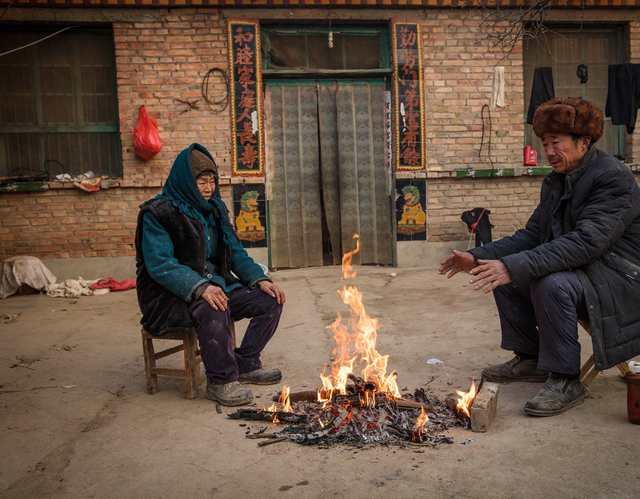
left=579, top=320, right=630, bottom=387
left=141, top=322, right=237, bottom=399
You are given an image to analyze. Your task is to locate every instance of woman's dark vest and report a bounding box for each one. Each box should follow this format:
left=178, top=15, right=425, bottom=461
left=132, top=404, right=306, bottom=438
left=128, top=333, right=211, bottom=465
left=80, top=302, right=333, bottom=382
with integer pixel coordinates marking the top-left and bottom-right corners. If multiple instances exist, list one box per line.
left=135, top=199, right=206, bottom=336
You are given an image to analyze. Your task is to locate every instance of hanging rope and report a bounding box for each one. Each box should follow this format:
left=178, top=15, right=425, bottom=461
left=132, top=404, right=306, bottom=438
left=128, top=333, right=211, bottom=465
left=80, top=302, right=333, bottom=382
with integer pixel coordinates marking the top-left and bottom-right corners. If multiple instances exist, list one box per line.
left=479, top=104, right=495, bottom=177
left=201, top=67, right=230, bottom=113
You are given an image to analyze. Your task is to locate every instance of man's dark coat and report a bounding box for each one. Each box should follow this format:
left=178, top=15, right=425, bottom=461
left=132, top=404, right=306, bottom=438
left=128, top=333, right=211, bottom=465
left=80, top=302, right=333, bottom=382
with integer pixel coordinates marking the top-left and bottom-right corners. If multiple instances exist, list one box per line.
left=470, top=147, right=640, bottom=370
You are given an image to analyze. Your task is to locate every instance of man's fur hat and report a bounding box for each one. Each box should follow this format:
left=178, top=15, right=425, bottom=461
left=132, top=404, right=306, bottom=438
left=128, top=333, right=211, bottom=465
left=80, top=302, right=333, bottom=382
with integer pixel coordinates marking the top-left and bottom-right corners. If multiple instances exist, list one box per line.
left=532, top=97, right=604, bottom=143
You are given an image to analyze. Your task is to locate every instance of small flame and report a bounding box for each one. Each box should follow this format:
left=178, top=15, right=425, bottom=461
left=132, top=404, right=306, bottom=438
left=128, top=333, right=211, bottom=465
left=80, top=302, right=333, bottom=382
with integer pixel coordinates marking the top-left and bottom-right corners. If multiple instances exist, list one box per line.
left=341, top=234, right=359, bottom=279
left=359, top=391, right=376, bottom=408
left=412, top=406, right=429, bottom=441
left=279, top=385, right=292, bottom=413
left=456, top=380, right=477, bottom=418
left=261, top=385, right=292, bottom=417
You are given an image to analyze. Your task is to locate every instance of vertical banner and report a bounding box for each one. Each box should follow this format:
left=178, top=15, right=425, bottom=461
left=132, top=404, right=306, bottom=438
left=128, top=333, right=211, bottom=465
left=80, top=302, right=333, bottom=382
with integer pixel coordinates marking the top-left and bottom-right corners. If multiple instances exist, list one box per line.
left=392, top=21, right=425, bottom=171
left=385, top=90, right=393, bottom=196
left=228, top=20, right=264, bottom=176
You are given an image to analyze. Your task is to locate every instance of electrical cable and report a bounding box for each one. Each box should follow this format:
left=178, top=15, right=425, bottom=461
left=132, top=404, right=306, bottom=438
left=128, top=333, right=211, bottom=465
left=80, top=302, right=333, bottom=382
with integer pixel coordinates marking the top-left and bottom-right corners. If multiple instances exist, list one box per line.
left=4, top=165, right=50, bottom=182
left=480, top=104, right=495, bottom=177
left=0, top=0, right=15, bottom=24
left=0, top=26, right=78, bottom=58
left=43, top=159, right=66, bottom=177
left=201, top=67, right=230, bottom=113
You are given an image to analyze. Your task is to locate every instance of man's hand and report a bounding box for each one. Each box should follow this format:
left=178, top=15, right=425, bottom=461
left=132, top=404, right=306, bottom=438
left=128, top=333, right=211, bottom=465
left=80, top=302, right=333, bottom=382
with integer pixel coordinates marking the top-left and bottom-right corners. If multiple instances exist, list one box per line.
left=438, top=250, right=476, bottom=278
left=201, top=285, right=229, bottom=311
left=469, top=259, right=512, bottom=293
left=258, top=280, right=286, bottom=305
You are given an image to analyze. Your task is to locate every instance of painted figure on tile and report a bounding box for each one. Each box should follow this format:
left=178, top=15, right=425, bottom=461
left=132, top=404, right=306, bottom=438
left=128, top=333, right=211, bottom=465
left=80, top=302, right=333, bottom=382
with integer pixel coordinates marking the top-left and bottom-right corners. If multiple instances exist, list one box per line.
left=236, top=190, right=265, bottom=242
left=398, top=185, right=426, bottom=235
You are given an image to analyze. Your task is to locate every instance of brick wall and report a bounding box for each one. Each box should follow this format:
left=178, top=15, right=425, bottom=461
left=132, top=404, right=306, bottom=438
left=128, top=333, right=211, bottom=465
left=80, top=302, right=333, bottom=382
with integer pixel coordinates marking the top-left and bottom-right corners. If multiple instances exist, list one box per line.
left=2, top=8, right=235, bottom=261
left=426, top=176, right=544, bottom=242
left=115, top=9, right=234, bottom=185
left=2, top=7, right=640, bottom=262
left=0, top=187, right=156, bottom=259
left=422, top=11, right=524, bottom=171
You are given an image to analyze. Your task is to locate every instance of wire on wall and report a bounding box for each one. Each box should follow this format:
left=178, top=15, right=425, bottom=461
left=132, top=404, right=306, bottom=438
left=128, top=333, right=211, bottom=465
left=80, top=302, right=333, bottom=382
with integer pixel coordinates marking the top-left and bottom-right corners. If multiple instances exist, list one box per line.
left=0, top=26, right=78, bottom=58
left=479, top=104, right=495, bottom=177
left=0, top=0, right=15, bottom=23
left=201, top=67, right=230, bottom=113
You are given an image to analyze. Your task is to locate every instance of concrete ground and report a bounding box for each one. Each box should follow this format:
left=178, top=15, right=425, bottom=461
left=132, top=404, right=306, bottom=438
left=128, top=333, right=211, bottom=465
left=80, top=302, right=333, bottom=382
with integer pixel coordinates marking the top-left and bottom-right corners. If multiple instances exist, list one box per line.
left=1, top=265, right=639, bottom=499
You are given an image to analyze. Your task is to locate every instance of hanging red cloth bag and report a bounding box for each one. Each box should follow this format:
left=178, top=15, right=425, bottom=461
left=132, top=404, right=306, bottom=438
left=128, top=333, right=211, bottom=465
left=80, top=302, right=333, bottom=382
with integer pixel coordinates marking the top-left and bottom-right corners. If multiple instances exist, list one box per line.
left=133, top=106, right=162, bottom=161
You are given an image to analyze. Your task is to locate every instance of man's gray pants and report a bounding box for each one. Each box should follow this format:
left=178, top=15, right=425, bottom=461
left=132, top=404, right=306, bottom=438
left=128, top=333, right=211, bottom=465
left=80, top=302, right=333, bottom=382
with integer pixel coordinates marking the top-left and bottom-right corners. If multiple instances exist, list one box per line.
left=492, top=271, right=589, bottom=375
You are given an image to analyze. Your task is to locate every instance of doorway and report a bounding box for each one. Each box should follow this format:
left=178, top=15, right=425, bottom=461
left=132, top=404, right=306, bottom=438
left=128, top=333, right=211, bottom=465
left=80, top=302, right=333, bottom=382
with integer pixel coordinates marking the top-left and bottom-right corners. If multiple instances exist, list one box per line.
left=265, top=80, right=393, bottom=269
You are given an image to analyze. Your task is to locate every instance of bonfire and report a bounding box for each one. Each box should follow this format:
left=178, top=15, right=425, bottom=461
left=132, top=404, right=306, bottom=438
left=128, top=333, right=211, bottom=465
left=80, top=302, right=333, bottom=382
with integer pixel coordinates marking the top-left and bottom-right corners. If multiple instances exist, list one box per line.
left=231, top=235, right=476, bottom=448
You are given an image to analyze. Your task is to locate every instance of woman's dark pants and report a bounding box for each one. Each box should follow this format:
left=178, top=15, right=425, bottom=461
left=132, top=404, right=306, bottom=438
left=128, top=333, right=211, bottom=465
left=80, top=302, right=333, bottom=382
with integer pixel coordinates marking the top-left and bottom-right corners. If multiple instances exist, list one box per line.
left=187, top=286, right=283, bottom=385
left=492, top=271, right=589, bottom=375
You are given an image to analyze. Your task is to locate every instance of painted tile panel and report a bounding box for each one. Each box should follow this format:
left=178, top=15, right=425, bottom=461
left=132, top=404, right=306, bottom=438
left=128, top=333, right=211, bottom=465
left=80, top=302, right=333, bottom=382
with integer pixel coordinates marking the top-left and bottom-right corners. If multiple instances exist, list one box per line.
left=395, top=179, right=426, bottom=241
left=233, top=183, right=267, bottom=248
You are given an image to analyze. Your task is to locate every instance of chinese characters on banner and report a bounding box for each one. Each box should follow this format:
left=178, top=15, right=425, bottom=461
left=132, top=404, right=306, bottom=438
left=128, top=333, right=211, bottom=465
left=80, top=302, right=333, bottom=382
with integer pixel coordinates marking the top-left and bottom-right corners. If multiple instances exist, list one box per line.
left=227, top=20, right=264, bottom=176
left=392, top=22, right=425, bottom=171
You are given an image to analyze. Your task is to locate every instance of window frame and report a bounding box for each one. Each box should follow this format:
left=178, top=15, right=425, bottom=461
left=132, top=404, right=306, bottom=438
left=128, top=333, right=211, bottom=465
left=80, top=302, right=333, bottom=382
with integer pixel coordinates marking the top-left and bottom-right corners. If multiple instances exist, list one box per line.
left=0, top=25, right=122, bottom=179
left=523, top=25, right=625, bottom=161
left=260, top=24, right=391, bottom=78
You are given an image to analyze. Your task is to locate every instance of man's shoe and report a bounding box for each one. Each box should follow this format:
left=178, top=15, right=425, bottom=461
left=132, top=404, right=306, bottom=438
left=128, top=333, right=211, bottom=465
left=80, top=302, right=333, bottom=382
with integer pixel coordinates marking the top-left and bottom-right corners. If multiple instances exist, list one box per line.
left=238, top=368, right=282, bottom=385
left=524, top=376, right=585, bottom=417
left=205, top=381, right=253, bottom=406
left=482, top=355, right=549, bottom=383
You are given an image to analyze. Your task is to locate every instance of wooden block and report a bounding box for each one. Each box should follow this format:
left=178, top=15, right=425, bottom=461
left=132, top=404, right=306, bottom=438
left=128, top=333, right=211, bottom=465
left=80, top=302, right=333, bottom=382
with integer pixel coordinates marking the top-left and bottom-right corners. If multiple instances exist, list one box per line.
left=470, top=382, right=499, bottom=433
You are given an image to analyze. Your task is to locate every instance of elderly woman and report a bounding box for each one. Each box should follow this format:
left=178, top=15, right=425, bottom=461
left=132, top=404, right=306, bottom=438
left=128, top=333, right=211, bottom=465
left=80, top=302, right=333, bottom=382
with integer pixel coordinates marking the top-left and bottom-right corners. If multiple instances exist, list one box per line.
left=440, top=97, right=640, bottom=417
left=135, top=144, right=285, bottom=406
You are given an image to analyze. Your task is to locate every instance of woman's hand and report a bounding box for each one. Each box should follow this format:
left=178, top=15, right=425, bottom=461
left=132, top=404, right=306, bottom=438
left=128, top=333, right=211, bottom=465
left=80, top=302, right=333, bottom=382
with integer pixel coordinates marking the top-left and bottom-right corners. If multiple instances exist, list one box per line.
left=201, top=285, right=229, bottom=310
left=258, top=280, right=286, bottom=305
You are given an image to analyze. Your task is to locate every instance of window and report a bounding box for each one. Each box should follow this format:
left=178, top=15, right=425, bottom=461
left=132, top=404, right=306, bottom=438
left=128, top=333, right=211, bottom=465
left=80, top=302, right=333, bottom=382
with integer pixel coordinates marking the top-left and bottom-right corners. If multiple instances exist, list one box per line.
left=261, top=25, right=390, bottom=76
left=524, top=27, right=624, bottom=160
left=0, top=27, right=121, bottom=179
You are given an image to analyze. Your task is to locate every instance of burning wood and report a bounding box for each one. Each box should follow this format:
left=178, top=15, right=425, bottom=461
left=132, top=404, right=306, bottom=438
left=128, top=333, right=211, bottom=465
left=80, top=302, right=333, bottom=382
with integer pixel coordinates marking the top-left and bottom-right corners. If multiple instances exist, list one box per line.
left=231, top=382, right=460, bottom=447
left=230, top=235, right=485, bottom=448
left=228, top=409, right=308, bottom=424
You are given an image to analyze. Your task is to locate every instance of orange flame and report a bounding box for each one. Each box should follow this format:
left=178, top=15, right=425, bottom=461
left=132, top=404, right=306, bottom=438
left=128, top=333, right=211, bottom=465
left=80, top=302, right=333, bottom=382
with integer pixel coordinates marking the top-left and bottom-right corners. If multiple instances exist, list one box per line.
left=412, top=406, right=429, bottom=441
left=279, top=385, right=292, bottom=413
left=456, top=380, right=477, bottom=418
left=318, top=234, right=401, bottom=404
left=341, top=234, right=359, bottom=279
left=261, top=385, right=292, bottom=416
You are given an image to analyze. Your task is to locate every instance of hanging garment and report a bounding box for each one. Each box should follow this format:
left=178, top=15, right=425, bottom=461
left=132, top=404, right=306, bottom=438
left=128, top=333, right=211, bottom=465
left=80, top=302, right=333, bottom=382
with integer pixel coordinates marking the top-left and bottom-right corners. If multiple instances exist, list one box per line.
left=605, top=63, right=640, bottom=134
left=491, top=66, right=505, bottom=108
left=526, top=67, right=555, bottom=125
left=461, top=208, right=494, bottom=247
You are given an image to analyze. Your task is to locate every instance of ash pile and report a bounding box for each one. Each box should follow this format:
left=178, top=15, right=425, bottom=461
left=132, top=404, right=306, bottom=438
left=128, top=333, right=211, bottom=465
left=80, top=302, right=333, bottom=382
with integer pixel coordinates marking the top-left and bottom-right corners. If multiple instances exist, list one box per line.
left=229, top=376, right=469, bottom=449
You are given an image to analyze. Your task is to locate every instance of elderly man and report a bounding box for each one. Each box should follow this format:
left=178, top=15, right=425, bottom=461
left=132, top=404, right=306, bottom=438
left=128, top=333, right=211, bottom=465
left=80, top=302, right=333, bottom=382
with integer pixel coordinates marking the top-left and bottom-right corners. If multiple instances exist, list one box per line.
left=440, top=97, right=640, bottom=417
left=135, top=143, right=285, bottom=406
